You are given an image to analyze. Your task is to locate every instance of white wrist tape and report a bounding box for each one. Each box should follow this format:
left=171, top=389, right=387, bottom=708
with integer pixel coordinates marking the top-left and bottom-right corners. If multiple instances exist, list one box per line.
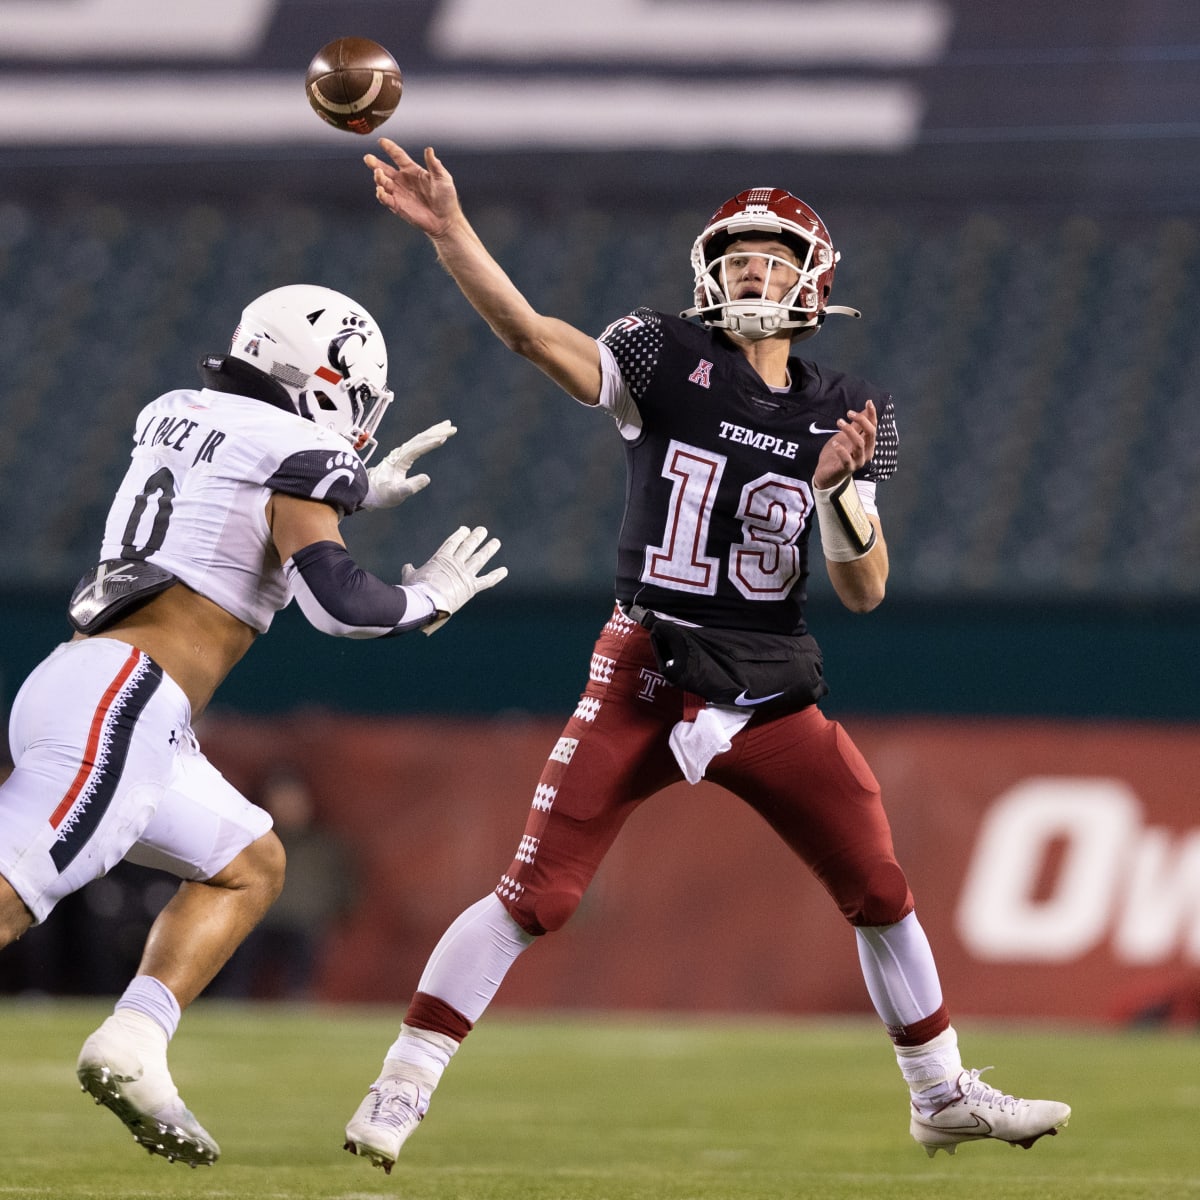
left=814, top=478, right=878, bottom=562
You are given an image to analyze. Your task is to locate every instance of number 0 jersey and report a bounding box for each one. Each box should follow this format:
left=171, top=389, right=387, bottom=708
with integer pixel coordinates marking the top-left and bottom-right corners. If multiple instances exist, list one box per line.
left=595, top=308, right=899, bottom=635
left=98, top=387, right=369, bottom=633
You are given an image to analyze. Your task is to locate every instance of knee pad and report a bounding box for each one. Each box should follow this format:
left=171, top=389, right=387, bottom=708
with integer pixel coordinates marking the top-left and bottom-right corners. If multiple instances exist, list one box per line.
left=534, top=888, right=586, bottom=934
left=854, top=860, right=914, bottom=927
left=505, top=888, right=582, bottom=936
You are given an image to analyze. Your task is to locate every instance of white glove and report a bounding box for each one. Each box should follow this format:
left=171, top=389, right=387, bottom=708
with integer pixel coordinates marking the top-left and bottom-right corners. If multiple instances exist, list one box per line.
left=362, top=419, right=457, bottom=510
left=402, top=525, right=507, bottom=635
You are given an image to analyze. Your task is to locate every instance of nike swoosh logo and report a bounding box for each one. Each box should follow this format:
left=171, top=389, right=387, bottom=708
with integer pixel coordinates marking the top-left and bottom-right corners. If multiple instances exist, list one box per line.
left=733, top=689, right=786, bottom=707
left=809, top=421, right=840, bottom=435
left=922, top=1113, right=993, bottom=1135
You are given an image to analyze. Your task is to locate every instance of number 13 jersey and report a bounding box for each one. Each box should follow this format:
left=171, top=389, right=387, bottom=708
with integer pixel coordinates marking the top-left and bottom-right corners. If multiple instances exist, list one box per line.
left=594, top=308, right=899, bottom=636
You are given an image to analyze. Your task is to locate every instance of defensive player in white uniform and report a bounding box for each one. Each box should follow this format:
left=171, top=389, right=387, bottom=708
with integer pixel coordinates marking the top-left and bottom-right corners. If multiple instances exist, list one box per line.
left=0, top=284, right=506, bottom=1166
left=339, top=143, right=1072, bottom=1171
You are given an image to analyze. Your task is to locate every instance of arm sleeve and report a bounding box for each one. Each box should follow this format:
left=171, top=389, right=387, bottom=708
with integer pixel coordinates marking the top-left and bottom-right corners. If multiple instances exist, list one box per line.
left=285, top=540, right=436, bottom=638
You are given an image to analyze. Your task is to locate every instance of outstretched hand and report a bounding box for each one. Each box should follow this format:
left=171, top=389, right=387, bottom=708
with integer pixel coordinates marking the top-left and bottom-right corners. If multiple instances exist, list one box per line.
left=363, top=140, right=460, bottom=237
left=402, top=525, right=508, bottom=635
left=812, top=399, right=878, bottom=490
left=362, top=419, right=457, bottom=510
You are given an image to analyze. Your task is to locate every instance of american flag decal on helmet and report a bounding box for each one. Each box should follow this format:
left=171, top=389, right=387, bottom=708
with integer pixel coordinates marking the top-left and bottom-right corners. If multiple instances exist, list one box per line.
left=746, top=188, right=775, bottom=205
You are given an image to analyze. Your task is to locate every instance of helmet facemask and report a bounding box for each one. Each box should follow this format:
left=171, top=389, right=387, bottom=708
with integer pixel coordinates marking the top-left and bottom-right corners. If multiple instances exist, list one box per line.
left=228, top=284, right=394, bottom=461
left=681, top=188, right=860, bottom=341
left=308, top=326, right=393, bottom=462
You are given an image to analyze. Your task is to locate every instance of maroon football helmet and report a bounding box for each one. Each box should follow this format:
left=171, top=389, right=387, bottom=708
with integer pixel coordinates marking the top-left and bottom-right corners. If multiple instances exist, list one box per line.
left=681, top=187, right=860, bottom=340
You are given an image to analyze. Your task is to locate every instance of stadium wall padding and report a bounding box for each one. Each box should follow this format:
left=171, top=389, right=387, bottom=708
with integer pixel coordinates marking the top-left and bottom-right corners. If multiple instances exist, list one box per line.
left=197, top=711, right=1200, bottom=1026
left=1, top=592, right=1197, bottom=721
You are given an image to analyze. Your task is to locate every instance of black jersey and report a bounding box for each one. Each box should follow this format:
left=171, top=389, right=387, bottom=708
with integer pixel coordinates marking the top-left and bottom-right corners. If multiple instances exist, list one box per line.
left=598, top=308, right=898, bottom=635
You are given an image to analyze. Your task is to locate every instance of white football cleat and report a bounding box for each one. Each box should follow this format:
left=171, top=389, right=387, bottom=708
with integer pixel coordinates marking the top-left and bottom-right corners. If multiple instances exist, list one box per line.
left=343, top=1077, right=426, bottom=1174
left=910, top=1067, right=1070, bottom=1157
left=76, top=1012, right=219, bottom=1167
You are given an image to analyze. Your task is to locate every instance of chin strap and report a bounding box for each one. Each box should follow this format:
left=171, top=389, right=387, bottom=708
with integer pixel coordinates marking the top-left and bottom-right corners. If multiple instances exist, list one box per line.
left=789, top=304, right=862, bottom=343
left=682, top=302, right=863, bottom=339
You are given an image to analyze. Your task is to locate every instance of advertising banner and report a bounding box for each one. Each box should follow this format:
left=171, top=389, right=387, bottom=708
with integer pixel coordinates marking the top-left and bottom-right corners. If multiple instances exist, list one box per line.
left=202, top=712, right=1200, bottom=1024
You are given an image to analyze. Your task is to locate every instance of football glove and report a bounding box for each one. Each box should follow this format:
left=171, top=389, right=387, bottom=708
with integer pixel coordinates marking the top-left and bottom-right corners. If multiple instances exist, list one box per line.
left=402, top=525, right=507, bottom=635
left=362, top=419, right=457, bottom=510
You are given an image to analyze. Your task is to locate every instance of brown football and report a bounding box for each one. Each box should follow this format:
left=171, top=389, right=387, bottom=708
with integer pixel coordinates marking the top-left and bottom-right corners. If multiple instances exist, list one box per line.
left=305, top=37, right=402, bottom=135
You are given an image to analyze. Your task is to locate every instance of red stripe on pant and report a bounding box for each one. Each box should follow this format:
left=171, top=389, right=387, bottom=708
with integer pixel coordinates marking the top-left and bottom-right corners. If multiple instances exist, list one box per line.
left=48, top=645, right=143, bottom=830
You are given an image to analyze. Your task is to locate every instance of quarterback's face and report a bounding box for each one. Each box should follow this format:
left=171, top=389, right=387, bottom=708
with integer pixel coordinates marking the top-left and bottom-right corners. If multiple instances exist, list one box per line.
left=723, top=237, right=803, bottom=301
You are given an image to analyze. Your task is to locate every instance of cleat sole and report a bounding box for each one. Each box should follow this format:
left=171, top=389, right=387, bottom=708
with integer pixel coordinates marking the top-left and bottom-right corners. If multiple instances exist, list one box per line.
left=344, top=1139, right=394, bottom=1175
left=919, top=1117, right=1069, bottom=1157
left=923, top=1142, right=957, bottom=1157
left=1009, top=1123, right=1063, bottom=1150
left=78, top=1065, right=218, bottom=1167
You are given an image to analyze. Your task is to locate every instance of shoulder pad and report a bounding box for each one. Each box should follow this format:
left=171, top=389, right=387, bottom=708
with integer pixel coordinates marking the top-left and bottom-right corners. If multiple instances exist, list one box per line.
left=265, top=448, right=369, bottom=514
left=598, top=309, right=665, bottom=400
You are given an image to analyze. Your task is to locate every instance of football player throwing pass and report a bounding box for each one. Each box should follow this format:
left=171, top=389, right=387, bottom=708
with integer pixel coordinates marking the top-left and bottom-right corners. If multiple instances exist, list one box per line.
left=342, top=142, right=1070, bottom=1171
left=0, top=284, right=505, bottom=1167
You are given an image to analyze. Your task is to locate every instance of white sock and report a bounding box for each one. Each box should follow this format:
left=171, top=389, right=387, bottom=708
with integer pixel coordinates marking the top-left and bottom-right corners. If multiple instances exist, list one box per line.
left=115, top=975, right=181, bottom=1040
left=376, top=1028, right=459, bottom=1115
left=385, top=1024, right=459, bottom=1077
left=370, top=895, right=534, bottom=1114
left=894, top=1027, right=964, bottom=1114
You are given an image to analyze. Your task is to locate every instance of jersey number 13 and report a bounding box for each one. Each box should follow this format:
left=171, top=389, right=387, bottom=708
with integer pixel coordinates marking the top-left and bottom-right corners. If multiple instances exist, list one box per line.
left=643, top=439, right=811, bottom=602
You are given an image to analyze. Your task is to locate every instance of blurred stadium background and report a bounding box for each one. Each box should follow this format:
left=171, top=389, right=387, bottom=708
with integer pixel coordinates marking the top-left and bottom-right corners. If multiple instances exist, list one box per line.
left=0, top=1, right=1197, bottom=1022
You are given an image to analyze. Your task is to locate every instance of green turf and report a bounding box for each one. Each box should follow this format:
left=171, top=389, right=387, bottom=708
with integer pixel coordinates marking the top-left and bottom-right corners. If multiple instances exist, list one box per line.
left=1, top=1000, right=1196, bottom=1200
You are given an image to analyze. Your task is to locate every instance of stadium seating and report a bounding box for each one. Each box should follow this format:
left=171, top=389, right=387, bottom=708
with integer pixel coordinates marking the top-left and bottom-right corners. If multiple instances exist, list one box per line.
left=1, top=197, right=1197, bottom=601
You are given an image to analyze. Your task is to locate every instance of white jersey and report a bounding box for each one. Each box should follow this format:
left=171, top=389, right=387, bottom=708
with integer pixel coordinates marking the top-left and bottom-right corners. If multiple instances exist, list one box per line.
left=98, top=387, right=369, bottom=633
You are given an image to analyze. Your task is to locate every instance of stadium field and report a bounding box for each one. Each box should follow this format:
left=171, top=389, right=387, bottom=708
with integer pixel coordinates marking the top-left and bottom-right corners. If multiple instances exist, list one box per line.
left=1, top=1000, right=1195, bottom=1200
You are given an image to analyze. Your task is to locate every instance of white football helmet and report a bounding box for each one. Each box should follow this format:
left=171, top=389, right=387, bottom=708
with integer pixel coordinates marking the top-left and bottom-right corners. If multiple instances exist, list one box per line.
left=228, top=284, right=393, bottom=460
left=681, top=187, right=860, bottom=340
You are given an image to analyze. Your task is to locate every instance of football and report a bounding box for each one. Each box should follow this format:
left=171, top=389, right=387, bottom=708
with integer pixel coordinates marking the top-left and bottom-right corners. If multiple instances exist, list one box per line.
left=305, top=37, right=403, bottom=135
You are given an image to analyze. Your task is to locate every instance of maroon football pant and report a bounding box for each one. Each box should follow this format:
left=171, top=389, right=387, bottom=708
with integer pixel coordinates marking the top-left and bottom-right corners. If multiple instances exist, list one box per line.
left=495, top=608, right=914, bottom=937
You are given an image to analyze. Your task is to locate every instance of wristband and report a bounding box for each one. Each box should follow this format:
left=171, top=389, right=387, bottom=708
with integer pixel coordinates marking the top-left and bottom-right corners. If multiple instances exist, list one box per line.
left=814, top=478, right=877, bottom=562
